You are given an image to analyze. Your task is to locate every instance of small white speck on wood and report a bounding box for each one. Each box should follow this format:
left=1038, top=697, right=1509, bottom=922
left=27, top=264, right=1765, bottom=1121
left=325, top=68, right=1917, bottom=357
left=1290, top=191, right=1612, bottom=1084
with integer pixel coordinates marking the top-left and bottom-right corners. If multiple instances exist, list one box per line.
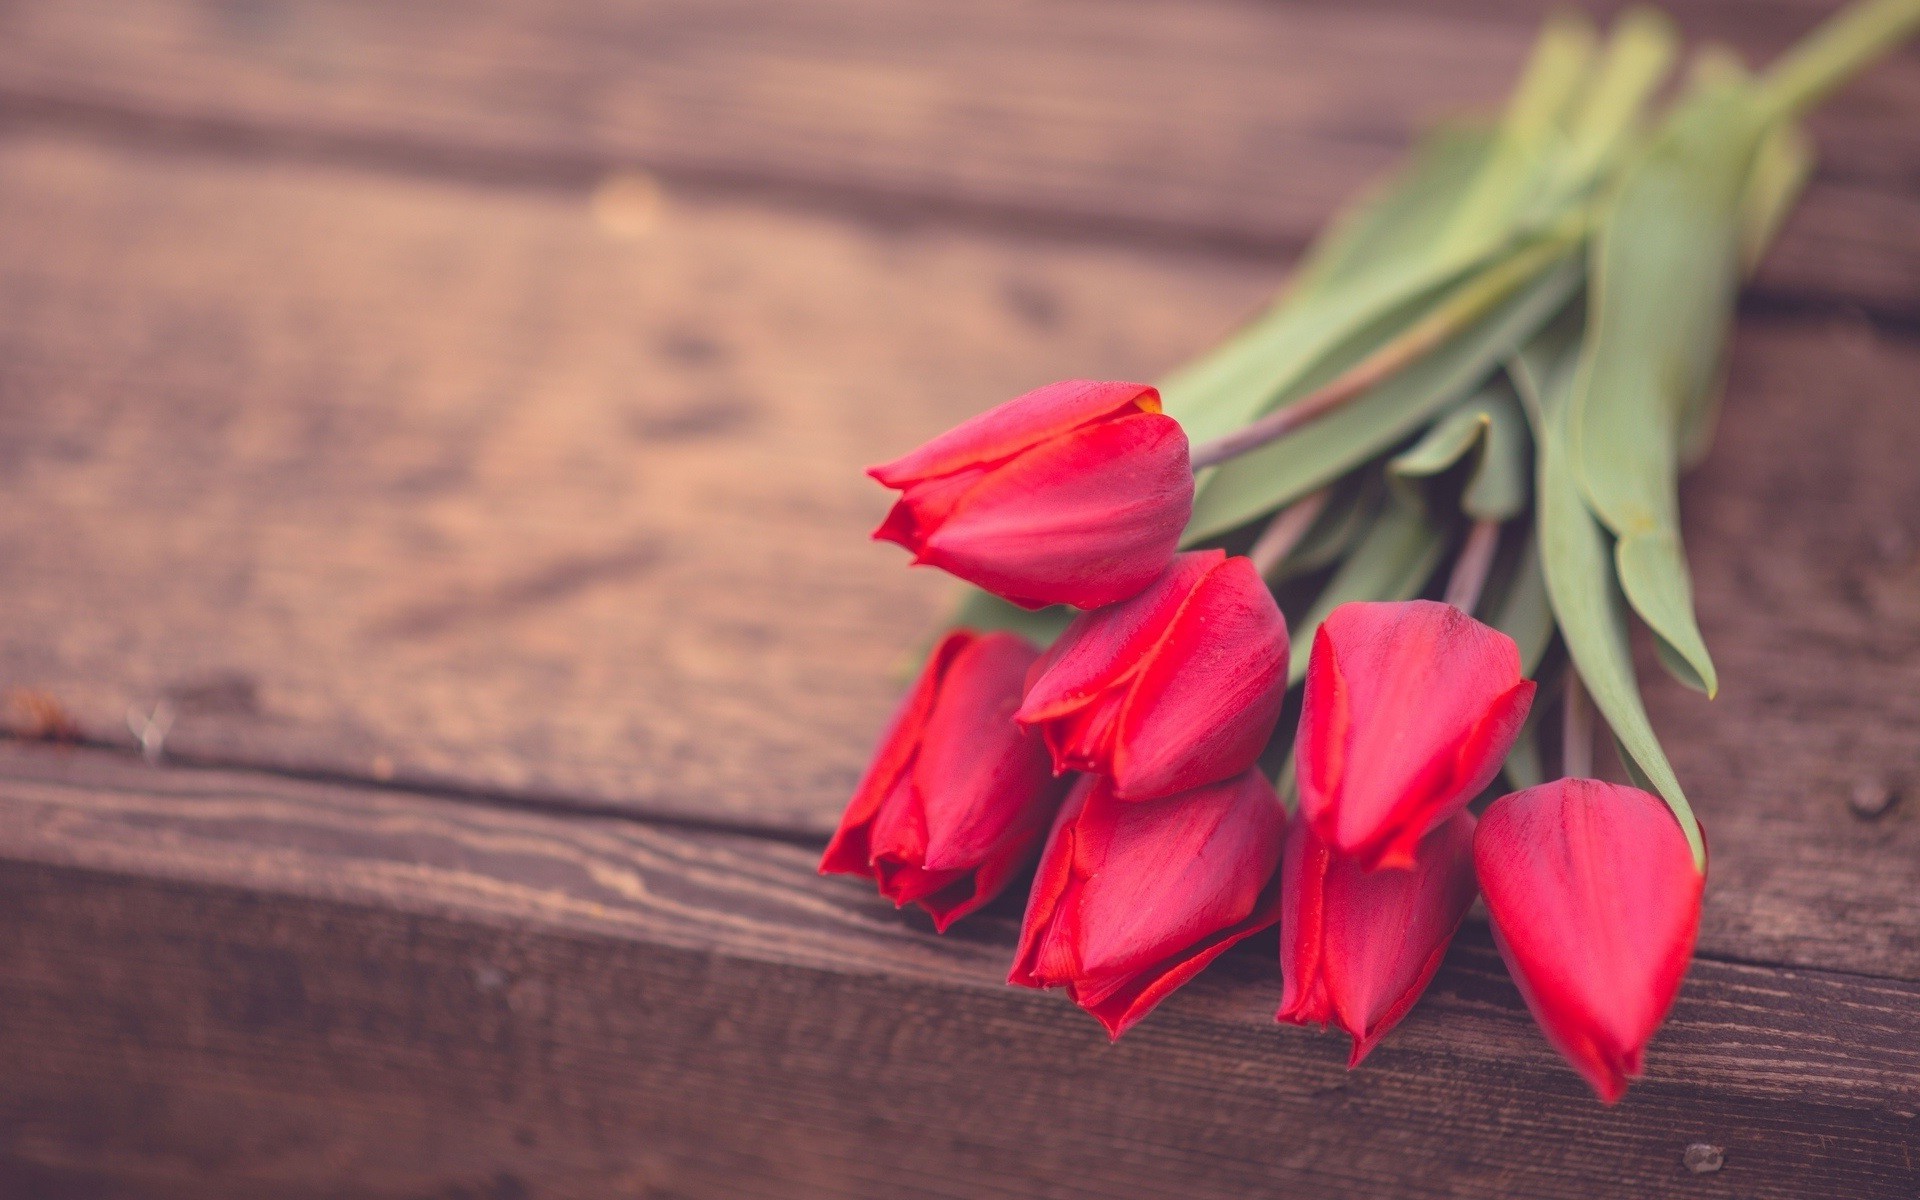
left=1683, top=1143, right=1724, bottom=1174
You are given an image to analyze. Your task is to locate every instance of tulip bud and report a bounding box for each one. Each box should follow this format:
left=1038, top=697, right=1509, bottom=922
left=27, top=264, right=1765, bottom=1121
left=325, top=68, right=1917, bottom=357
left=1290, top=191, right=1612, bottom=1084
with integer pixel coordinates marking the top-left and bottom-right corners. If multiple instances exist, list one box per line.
left=822, top=630, right=1067, bottom=931
left=869, top=380, right=1193, bottom=610
left=1296, top=600, right=1535, bottom=870
left=1016, top=550, right=1289, bottom=801
left=1277, top=810, right=1477, bottom=1065
left=1009, top=769, right=1287, bottom=1038
left=1475, top=779, right=1704, bottom=1104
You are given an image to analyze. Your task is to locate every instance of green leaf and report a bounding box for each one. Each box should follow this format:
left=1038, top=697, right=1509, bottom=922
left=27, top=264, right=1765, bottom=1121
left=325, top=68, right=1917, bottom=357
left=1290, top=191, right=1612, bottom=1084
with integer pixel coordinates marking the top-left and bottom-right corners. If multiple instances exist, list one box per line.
left=1511, top=330, right=1706, bottom=869
left=1161, top=120, right=1541, bottom=450
left=1285, top=491, right=1450, bottom=686
left=1388, top=406, right=1490, bottom=481
left=1185, top=251, right=1582, bottom=543
left=1289, top=124, right=1498, bottom=303
left=1464, top=383, right=1533, bottom=520
left=1162, top=244, right=1492, bottom=449
left=1534, top=8, right=1679, bottom=208
left=1566, top=70, right=1769, bottom=699
left=1267, top=472, right=1382, bottom=583
left=1435, top=10, right=1595, bottom=259
left=1485, top=524, right=1555, bottom=675
left=947, top=589, right=1075, bottom=648
left=1390, top=382, right=1532, bottom=522
left=1501, top=654, right=1559, bottom=791
left=1613, top=734, right=1659, bottom=794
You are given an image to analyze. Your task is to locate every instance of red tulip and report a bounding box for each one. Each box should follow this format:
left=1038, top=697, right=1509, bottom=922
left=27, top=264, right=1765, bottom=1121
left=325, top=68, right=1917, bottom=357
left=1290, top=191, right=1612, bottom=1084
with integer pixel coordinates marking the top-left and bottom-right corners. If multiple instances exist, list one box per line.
left=1016, top=550, right=1288, bottom=801
left=1277, top=810, right=1477, bottom=1065
left=821, top=630, right=1066, bottom=931
left=870, top=379, right=1192, bottom=610
left=1475, top=779, right=1705, bottom=1104
left=1009, top=769, right=1287, bottom=1038
left=1296, top=600, right=1535, bottom=870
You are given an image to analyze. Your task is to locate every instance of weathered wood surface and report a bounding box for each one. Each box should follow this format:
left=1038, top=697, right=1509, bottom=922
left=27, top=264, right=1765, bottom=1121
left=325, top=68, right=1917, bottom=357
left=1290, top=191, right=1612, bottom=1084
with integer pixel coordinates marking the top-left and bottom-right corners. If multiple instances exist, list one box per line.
left=0, top=0, right=1915, bottom=1194
left=0, top=744, right=1914, bottom=1200
left=0, top=0, right=1914, bottom=315
left=0, top=131, right=1275, bottom=835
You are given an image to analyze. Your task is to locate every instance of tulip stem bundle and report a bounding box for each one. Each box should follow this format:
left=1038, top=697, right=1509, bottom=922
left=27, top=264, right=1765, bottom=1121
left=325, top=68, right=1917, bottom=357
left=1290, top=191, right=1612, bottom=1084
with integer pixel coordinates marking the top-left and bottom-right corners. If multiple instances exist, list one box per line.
left=1248, top=490, right=1329, bottom=578
left=1441, top=519, right=1502, bottom=614
left=835, top=0, right=1917, bottom=1107
left=1563, top=673, right=1595, bottom=781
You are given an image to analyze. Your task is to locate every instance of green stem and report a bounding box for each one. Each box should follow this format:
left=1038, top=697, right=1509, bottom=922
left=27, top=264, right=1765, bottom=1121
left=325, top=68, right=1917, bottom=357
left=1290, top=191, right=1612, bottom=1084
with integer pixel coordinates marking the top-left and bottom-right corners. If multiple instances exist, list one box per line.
left=1758, top=0, right=1920, bottom=123
left=1188, top=231, right=1581, bottom=469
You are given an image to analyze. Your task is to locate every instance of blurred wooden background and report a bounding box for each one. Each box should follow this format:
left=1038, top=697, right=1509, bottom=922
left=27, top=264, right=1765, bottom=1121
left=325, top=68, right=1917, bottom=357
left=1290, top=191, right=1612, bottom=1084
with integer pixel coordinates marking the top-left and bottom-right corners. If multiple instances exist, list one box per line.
left=0, top=1, right=1914, bottom=1196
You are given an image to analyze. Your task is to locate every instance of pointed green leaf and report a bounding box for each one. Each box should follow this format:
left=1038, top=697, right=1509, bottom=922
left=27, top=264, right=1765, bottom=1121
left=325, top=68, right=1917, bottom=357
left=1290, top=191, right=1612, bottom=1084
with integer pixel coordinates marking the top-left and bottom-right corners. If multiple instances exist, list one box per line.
left=1464, top=383, right=1532, bottom=520
left=1387, top=382, right=1531, bottom=523
left=1613, top=734, right=1659, bottom=794
left=1534, top=7, right=1678, bottom=207
left=1388, top=407, right=1490, bottom=480
left=1511, top=332, right=1706, bottom=869
left=1185, top=252, right=1581, bottom=543
left=1566, top=72, right=1768, bottom=699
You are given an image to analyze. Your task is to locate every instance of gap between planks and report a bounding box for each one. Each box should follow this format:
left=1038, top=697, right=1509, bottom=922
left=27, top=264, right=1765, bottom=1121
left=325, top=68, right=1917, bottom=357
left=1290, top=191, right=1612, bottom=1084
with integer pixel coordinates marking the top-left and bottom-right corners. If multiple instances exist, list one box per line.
left=1, top=738, right=1916, bottom=993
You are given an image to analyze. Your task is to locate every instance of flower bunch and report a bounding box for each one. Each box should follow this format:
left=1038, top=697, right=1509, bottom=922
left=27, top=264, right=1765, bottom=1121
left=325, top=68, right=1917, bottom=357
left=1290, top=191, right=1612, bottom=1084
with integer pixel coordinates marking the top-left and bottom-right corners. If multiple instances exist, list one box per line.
left=826, top=0, right=1917, bottom=1103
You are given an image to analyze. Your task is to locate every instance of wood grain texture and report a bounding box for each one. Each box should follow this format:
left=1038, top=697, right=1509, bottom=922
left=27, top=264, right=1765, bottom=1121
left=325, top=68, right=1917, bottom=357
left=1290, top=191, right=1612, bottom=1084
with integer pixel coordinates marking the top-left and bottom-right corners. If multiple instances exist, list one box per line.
left=0, top=0, right=1914, bottom=314
left=0, top=744, right=1914, bottom=1200
left=0, top=131, right=1275, bottom=834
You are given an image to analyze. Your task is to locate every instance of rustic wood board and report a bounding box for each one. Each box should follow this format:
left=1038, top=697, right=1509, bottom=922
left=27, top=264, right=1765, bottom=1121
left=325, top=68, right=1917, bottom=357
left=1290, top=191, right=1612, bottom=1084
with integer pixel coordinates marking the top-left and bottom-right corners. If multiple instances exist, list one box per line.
left=0, top=745, right=1914, bottom=1200
left=0, top=131, right=1274, bottom=834
left=0, top=0, right=1913, bottom=314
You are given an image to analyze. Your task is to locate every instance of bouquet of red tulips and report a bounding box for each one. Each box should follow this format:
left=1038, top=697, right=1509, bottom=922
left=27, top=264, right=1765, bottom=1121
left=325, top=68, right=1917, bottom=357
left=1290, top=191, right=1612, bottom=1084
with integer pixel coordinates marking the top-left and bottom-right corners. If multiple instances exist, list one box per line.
left=824, top=0, right=1919, bottom=1103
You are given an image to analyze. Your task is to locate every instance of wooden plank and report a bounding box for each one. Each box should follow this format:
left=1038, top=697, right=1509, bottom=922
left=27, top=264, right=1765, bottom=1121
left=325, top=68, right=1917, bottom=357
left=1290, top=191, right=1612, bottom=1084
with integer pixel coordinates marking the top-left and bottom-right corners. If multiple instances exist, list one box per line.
left=0, top=131, right=1275, bottom=835
left=0, top=744, right=1914, bottom=1199
left=0, top=133, right=1914, bottom=990
left=0, top=0, right=1914, bottom=314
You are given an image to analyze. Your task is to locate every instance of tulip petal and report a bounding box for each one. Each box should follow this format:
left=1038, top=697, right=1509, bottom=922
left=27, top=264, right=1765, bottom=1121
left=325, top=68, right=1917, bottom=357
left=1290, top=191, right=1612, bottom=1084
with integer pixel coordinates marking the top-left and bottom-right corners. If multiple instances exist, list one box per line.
left=1476, top=779, right=1704, bottom=1104
left=1017, top=551, right=1222, bottom=723
left=1321, top=811, right=1477, bottom=1064
left=824, top=630, right=1066, bottom=933
left=922, top=412, right=1193, bottom=610
left=1010, top=771, right=1288, bottom=1039
left=870, top=464, right=993, bottom=555
left=869, top=380, right=1159, bottom=487
left=1111, top=556, right=1289, bottom=799
left=820, top=631, right=971, bottom=876
left=1275, top=817, right=1336, bottom=1027
left=1009, top=780, right=1092, bottom=989
left=1069, top=772, right=1284, bottom=980
left=1278, top=812, right=1477, bottom=1066
left=1076, top=871, right=1287, bottom=1040
left=915, top=634, right=1056, bottom=867
left=1298, top=600, right=1534, bottom=868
